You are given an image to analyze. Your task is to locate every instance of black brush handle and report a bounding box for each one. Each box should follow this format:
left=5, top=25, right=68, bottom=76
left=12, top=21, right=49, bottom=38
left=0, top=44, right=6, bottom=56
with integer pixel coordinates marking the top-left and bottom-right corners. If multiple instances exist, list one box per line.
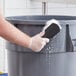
left=43, top=23, right=60, bottom=39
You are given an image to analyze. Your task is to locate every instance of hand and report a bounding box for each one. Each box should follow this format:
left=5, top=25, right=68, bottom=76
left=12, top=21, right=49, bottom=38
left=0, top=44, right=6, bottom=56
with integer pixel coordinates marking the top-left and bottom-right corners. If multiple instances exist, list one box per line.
left=29, top=31, right=49, bottom=52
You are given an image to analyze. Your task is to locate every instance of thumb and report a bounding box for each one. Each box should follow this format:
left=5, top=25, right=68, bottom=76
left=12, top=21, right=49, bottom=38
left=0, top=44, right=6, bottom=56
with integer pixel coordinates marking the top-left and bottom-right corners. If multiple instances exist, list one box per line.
left=38, top=31, right=45, bottom=37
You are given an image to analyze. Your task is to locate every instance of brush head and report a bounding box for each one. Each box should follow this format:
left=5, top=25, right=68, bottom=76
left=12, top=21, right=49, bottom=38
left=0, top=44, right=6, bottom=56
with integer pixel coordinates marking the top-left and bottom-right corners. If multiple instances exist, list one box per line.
left=42, top=19, right=62, bottom=39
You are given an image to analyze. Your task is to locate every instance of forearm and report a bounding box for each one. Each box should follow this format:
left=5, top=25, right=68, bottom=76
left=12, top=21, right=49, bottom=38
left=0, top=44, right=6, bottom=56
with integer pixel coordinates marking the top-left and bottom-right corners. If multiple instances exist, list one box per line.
left=0, top=8, right=50, bottom=52
left=0, top=18, right=31, bottom=48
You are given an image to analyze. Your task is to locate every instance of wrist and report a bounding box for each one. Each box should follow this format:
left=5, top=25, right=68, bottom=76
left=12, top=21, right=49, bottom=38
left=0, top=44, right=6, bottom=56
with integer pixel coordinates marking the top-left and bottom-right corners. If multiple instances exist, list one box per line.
left=26, top=36, right=32, bottom=49
left=28, top=37, right=32, bottom=49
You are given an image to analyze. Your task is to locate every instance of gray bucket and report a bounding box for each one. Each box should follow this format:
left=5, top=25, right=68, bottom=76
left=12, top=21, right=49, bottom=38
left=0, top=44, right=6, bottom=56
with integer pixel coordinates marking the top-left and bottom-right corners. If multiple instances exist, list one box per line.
left=6, top=15, right=76, bottom=76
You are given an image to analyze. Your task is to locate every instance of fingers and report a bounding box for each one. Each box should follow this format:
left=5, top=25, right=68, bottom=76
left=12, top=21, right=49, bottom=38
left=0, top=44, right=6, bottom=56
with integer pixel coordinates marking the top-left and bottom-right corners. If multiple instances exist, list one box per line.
left=29, top=32, right=50, bottom=52
left=35, top=41, right=46, bottom=52
left=43, top=38, right=49, bottom=43
left=42, top=40, right=46, bottom=46
left=33, top=38, right=49, bottom=52
left=37, top=31, right=45, bottom=37
left=36, top=38, right=49, bottom=52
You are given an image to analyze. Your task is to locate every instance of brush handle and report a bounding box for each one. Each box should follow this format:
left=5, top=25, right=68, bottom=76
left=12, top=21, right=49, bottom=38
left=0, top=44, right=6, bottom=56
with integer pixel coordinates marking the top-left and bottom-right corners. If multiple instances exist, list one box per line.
left=43, top=23, right=61, bottom=39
